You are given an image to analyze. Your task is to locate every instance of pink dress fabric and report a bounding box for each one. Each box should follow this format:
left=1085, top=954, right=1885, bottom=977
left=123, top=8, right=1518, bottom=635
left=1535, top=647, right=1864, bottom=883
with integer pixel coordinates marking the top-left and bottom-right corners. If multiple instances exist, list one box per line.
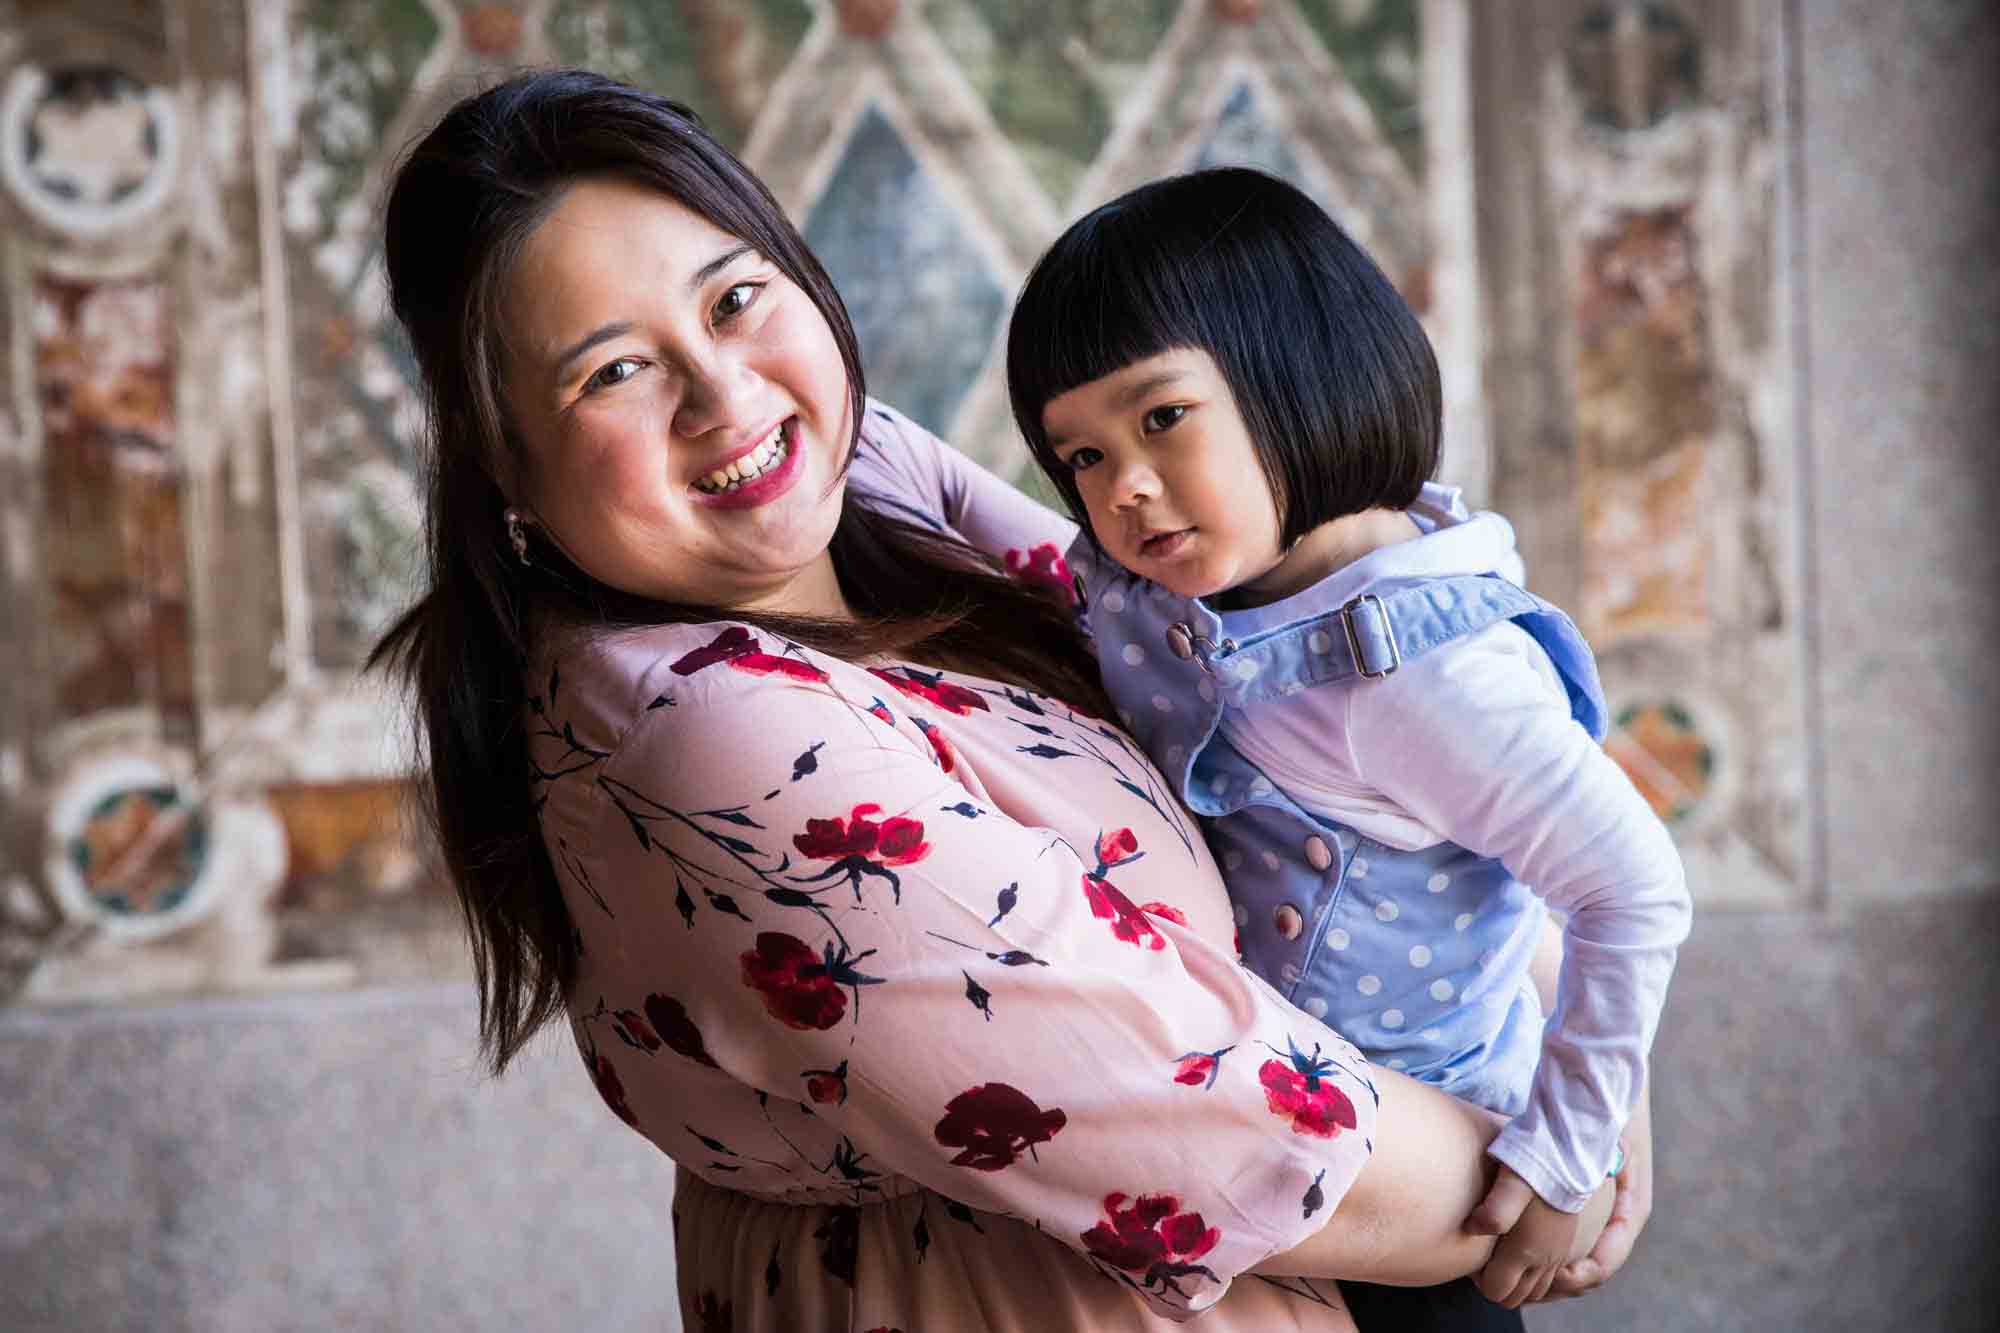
left=529, top=404, right=1379, bottom=1329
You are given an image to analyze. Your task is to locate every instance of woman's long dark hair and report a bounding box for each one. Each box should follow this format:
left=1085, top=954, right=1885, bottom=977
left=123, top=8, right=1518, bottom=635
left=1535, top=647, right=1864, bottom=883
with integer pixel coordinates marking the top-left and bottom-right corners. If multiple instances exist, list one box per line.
left=371, top=69, right=1102, bottom=1076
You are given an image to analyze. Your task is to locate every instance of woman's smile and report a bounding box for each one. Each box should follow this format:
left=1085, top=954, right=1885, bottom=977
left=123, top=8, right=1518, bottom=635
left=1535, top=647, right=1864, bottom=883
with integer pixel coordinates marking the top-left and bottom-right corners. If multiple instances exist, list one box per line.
left=690, top=416, right=802, bottom=509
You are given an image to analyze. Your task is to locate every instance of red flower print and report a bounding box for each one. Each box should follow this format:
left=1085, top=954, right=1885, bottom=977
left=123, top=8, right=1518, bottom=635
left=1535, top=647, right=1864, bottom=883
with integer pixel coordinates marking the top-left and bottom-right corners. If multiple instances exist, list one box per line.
left=740, top=933, right=845, bottom=1030
left=1082, top=827, right=1165, bottom=948
left=645, top=993, right=719, bottom=1068
left=866, top=696, right=894, bottom=726
left=740, top=932, right=883, bottom=1030
left=670, top=626, right=827, bottom=682
left=587, top=1048, right=637, bottom=1127
left=869, top=665, right=990, bottom=716
left=1081, top=1192, right=1221, bottom=1298
left=1171, top=1045, right=1234, bottom=1090
left=792, top=803, right=929, bottom=903
left=611, top=1008, right=661, bottom=1052
left=804, top=1059, right=849, bottom=1105
left=1095, top=827, right=1139, bottom=865
left=911, top=715, right=956, bottom=773
left=1141, top=901, right=1187, bottom=927
left=933, top=1082, right=1069, bottom=1171
left=1258, top=1037, right=1360, bottom=1139
left=1082, top=875, right=1168, bottom=951
left=1004, top=541, right=1079, bottom=608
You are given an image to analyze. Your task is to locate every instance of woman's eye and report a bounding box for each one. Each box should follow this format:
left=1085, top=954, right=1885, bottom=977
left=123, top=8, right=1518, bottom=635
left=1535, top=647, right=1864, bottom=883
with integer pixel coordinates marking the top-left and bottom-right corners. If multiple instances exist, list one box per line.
left=714, top=282, right=762, bottom=323
left=584, top=357, right=643, bottom=392
left=1064, top=447, right=1102, bottom=473
left=1142, top=404, right=1186, bottom=433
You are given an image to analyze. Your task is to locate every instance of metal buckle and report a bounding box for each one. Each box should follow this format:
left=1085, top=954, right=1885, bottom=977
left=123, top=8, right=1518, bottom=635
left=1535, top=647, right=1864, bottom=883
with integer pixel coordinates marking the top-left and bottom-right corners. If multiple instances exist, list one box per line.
left=1341, top=594, right=1400, bottom=678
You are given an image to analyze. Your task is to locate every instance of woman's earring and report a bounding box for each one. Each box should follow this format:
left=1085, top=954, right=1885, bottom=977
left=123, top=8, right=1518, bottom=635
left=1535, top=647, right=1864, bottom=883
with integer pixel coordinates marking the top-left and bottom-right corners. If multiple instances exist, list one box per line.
left=504, top=507, right=531, bottom=566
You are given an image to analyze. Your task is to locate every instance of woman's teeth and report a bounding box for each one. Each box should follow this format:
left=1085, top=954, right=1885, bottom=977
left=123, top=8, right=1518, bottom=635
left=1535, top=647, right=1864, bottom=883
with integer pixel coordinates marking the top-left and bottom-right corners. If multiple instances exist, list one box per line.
left=695, top=423, right=789, bottom=494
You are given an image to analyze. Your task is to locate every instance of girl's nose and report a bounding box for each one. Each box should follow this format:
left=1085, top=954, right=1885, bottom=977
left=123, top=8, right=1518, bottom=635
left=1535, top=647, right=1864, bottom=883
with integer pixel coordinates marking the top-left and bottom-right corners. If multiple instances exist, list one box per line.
left=1110, top=456, right=1161, bottom=510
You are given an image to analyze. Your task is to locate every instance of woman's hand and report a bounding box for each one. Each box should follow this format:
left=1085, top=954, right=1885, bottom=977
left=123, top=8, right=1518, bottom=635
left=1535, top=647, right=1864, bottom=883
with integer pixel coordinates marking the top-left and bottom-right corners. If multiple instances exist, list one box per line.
left=1539, top=1078, right=1654, bottom=1299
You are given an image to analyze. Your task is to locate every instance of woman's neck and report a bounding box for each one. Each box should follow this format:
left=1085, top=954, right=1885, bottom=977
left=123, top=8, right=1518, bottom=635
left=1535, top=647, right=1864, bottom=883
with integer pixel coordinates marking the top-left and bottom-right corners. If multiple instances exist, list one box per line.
left=1222, top=507, right=1420, bottom=611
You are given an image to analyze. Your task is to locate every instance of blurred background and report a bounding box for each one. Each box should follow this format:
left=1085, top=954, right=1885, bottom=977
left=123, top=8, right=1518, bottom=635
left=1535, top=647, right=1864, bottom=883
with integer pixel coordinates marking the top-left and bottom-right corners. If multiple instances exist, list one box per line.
left=1, top=0, right=1994, bottom=1328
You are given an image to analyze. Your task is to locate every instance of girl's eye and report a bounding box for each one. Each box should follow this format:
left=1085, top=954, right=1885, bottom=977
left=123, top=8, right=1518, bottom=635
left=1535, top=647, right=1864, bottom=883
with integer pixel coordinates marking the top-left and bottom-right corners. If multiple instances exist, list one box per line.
left=1142, top=404, right=1187, bottom=433
left=584, top=357, right=644, bottom=393
left=1064, top=447, right=1103, bottom=473
left=714, top=282, right=763, bottom=323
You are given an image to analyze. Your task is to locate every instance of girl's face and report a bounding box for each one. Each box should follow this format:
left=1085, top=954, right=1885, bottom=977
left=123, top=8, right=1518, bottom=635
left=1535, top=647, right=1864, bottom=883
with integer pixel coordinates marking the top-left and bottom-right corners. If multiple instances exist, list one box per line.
left=502, top=177, right=854, bottom=616
left=1043, top=348, right=1314, bottom=603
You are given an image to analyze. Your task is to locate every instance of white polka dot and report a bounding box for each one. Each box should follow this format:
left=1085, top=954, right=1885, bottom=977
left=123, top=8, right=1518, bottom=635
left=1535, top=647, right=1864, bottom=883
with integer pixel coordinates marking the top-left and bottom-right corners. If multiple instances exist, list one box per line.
left=1427, top=872, right=1451, bottom=893
left=1248, top=776, right=1274, bottom=798
left=1209, top=775, right=1229, bottom=795
left=1308, top=629, right=1333, bottom=654
left=1280, top=961, right=1302, bottom=985
left=1151, top=693, right=1174, bottom=712
left=1454, top=912, right=1475, bottom=932
left=1430, top=979, right=1455, bottom=1002
left=1408, top=944, right=1432, bottom=968
left=1326, top=928, right=1350, bottom=951
left=1233, top=902, right=1249, bottom=926
left=1349, top=857, right=1370, bottom=879
left=1197, top=678, right=1216, bottom=703
left=1101, top=589, right=1125, bottom=613
left=1356, top=974, right=1382, bottom=997
left=1375, top=900, right=1399, bottom=923
left=1223, top=850, right=1243, bottom=870
left=1260, top=850, right=1282, bottom=871
left=1121, top=643, right=1146, bottom=667
left=1234, top=657, right=1260, bottom=680
left=1302, top=996, right=1329, bottom=1019
left=1166, top=745, right=1185, bottom=764
left=1420, top=1028, right=1443, bottom=1043
left=1381, top=1008, right=1405, bottom=1029
left=1387, top=1057, right=1407, bottom=1070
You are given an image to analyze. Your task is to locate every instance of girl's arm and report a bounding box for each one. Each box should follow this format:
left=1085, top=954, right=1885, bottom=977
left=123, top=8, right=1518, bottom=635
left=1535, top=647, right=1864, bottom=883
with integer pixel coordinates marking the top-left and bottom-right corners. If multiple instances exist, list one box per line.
left=1253, top=1066, right=1614, bottom=1285
left=847, top=401, right=1080, bottom=573
left=1347, top=624, right=1692, bottom=1214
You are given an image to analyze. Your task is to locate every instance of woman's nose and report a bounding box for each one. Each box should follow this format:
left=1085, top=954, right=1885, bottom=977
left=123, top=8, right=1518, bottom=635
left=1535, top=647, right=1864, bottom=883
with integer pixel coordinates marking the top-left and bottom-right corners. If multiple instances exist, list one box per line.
left=672, top=348, right=760, bottom=439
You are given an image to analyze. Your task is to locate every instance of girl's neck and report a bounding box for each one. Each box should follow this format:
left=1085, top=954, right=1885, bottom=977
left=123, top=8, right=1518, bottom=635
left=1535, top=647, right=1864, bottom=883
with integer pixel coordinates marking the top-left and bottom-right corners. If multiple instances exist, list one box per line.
left=1219, top=507, right=1420, bottom=611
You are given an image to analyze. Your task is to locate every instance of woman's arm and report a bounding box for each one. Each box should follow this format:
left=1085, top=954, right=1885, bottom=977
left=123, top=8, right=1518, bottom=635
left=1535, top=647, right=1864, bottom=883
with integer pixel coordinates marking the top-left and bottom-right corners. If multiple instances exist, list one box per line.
left=1252, top=1067, right=1614, bottom=1285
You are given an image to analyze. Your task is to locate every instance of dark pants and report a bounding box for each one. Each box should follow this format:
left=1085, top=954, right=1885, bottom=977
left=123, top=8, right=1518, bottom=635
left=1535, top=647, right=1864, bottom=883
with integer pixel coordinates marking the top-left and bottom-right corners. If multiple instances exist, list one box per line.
left=1338, top=1278, right=1527, bottom=1331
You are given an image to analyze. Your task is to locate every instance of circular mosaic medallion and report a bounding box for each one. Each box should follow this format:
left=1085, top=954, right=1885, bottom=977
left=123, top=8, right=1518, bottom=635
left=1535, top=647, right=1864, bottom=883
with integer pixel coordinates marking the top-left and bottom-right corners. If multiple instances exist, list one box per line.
left=45, top=754, right=219, bottom=939
left=1605, top=698, right=1716, bottom=825
left=1, top=63, right=178, bottom=237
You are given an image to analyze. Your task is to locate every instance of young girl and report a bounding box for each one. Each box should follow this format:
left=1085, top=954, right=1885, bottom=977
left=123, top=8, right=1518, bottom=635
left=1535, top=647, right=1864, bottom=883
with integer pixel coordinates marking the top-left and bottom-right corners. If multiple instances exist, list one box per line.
left=1006, top=167, right=1691, bottom=1317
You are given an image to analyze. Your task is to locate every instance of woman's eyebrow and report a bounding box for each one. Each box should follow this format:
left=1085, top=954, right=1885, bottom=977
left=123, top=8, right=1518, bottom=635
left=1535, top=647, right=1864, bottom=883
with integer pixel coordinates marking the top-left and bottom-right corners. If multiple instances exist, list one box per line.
left=549, top=245, right=759, bottom=384
left=1114, top=371, right=1186, bottom=407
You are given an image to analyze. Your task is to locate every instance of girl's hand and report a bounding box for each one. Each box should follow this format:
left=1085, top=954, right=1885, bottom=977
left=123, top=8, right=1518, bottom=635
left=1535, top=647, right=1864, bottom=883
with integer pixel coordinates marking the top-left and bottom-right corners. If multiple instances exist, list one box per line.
left=1466, top=1165, right=1586, bottom=1308
left=1540, top=1076, right=1654, bottom=1300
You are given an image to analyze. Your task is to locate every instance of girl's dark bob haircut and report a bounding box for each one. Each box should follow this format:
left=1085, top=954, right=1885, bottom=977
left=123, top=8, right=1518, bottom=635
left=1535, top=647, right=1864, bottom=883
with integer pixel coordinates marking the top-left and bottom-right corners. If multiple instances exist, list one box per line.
left=1007, top=166, right=1441, bottom=549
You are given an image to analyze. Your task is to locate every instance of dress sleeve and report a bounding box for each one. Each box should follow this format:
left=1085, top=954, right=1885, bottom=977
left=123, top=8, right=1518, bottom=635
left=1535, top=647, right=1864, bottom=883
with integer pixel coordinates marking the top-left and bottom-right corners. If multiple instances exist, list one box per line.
left=1345, top=625, right=1693, bottom=1213
left=847, top=401, right=1083, bottom=604
left=590, top=640, right=1375, bottom=1320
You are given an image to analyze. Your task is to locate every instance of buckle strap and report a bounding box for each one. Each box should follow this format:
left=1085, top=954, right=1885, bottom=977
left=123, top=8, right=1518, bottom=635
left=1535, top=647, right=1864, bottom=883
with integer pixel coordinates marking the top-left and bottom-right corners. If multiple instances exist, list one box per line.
left=1341, top=594, right=1401, bottom=679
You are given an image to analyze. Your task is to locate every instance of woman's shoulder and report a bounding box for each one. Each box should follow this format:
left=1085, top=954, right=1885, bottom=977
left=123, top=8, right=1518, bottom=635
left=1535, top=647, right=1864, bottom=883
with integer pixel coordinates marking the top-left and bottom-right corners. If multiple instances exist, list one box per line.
left=529, top=619, right=849, bottom=757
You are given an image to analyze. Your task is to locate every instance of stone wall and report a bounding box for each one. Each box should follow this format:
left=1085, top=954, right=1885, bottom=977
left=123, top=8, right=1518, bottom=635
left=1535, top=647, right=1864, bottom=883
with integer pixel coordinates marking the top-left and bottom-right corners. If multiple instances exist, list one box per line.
left=3, top=1, right=1995, bottom=1329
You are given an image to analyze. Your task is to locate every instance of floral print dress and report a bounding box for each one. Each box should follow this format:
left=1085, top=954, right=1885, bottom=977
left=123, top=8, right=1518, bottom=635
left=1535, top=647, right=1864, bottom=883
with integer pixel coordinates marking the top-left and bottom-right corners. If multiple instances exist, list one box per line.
left=528, top=404, right=1379, bottom=1330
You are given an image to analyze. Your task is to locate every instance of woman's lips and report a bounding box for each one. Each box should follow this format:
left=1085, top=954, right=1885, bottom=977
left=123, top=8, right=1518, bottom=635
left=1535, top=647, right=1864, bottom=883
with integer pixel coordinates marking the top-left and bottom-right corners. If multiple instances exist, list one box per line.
left=693, top=418, right=804, bottom=511
left=1139, top=528, right=1194, bottom=560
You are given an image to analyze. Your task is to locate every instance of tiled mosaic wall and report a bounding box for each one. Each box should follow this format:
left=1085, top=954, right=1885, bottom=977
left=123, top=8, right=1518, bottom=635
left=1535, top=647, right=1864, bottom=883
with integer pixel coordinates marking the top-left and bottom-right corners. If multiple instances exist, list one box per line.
left=0, top=0, right=1802, bottom=1006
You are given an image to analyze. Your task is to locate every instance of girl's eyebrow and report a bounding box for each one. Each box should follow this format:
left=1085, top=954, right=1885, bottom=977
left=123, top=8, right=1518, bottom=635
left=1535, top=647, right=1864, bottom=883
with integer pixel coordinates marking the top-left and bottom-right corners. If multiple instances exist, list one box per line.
left=1114, top=370, right=1187, bottom=406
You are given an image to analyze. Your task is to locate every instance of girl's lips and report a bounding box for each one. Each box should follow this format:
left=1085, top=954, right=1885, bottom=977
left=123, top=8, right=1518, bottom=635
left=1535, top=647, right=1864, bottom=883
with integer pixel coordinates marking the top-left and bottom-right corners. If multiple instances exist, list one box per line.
left=692, top=418, right=803, bottom=512
left=1139, top=528, right=1194, bottom=560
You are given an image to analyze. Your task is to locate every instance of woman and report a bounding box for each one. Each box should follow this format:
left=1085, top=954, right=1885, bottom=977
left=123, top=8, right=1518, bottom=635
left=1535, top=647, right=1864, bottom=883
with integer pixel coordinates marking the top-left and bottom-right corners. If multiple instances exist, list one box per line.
left=374, top=70, right=1646, bottom=1330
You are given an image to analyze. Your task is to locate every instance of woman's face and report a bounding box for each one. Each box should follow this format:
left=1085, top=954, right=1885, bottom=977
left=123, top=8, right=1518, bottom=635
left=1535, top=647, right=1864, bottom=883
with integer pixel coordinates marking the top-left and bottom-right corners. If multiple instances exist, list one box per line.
left=502, top=177, right=853, bottom=615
